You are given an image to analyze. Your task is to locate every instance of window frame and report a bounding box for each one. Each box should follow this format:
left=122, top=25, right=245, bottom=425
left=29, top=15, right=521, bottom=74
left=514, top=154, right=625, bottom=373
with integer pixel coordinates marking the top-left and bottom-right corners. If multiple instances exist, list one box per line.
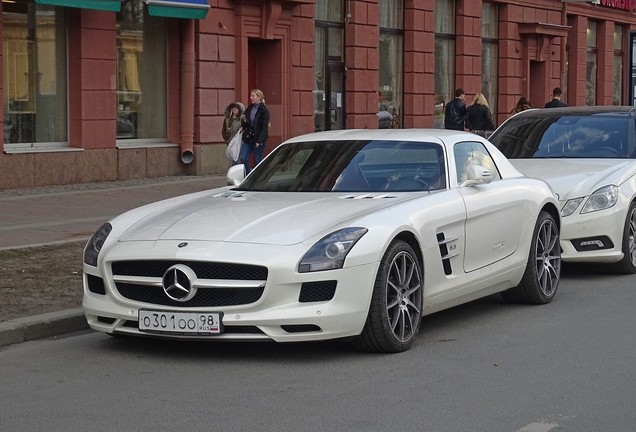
left=3, top=1, right=69, bottom=153
left=434, top=0, right=456, bottom=129
left=115, top=0, right=168, bottom=145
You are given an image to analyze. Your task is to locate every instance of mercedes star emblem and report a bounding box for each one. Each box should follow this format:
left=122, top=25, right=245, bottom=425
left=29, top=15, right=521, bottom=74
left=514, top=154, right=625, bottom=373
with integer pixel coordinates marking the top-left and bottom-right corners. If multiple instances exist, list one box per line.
left=162, top=264, right=198, bottom=302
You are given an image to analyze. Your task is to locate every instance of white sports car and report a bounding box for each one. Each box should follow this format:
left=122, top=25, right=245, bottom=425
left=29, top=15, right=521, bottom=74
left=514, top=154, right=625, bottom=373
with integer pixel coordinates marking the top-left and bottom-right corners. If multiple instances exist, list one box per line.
left=490, top=106, right=636, bottom=274
left=83, top=129, right=561, bottom=352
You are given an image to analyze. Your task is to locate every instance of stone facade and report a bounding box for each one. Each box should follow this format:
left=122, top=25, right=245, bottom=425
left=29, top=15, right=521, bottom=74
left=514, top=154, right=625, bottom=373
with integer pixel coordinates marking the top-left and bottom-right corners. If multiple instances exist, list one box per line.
left=0, top=0, right=635, bottom=189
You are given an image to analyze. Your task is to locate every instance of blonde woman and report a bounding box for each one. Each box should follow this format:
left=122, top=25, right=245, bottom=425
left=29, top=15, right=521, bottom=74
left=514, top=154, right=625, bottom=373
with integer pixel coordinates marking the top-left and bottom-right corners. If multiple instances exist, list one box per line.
left=465, top=93, right=495, bottom=138
left=240, top=89, right=271, bottom=174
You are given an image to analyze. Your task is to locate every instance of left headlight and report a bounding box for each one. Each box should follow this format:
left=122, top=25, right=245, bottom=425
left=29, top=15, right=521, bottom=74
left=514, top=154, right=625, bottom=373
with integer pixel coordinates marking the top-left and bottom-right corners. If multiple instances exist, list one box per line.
left=298, top=227, right=368, bottom=273
left=83, top=222, right=112, bottom=266
left=581, top=185, right=618, bottom=214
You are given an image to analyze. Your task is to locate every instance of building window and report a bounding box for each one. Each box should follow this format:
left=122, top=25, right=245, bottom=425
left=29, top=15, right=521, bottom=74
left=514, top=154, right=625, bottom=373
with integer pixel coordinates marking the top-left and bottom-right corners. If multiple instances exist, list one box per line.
left=482, top=3, right=498, bottom=118
left=586, top=21, right=597, bottom=106
left=314, top=0, right=345, bottom=131
left=3, top=1, right=67, bottom=147
left=116, top=0, right=166, bottom=140
left=434, top=0, right=455, bottom=129
left=614, top=25, right=624, bottom=106
left=379, top=0, right=403, bottom=129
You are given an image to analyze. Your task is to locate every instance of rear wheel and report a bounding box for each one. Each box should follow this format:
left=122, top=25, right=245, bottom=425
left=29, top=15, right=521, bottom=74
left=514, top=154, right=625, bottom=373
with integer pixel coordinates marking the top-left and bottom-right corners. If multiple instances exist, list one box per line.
left=609, top=202, right=636, bottom=274
left=502, top=211, right=561, bottom=304
left=354, top=240, right=423, bottom=353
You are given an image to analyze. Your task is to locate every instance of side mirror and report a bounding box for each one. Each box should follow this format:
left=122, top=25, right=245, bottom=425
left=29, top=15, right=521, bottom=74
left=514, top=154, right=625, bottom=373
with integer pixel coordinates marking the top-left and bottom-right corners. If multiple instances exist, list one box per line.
left=460, top=164, right=492, bottom=187
left=227, top=164, right=246, bottom=186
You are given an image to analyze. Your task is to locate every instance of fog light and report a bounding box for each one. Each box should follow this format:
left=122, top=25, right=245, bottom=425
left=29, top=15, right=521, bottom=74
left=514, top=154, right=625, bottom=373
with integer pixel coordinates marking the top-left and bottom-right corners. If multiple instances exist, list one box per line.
left=580, top=240, right=605, bottom=248
left=571, top=236, right=613, bottom=252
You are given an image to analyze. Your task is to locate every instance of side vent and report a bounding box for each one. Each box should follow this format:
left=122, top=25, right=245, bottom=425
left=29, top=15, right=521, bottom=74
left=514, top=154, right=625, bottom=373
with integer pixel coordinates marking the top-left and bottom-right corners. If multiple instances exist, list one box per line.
left=436, top=232, right=459, bottom=275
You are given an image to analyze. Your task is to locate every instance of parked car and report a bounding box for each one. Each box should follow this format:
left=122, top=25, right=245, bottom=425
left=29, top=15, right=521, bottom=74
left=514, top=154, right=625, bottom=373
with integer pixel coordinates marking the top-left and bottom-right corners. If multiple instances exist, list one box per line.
left=489, top=106, right=636, bottom=273
left=83, top=129, right=561, bottom=353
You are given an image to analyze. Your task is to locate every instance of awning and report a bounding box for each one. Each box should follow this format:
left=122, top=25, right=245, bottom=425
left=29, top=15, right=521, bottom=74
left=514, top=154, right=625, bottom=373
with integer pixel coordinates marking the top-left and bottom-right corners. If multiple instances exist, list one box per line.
left=146, top=0, right=210, bottom=19
left=35, top=0, right=122, bottom=12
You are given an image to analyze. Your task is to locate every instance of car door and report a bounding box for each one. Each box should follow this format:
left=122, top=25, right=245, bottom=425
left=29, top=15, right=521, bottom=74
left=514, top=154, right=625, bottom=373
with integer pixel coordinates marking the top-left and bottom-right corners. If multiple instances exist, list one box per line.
left=454, top=141, right=530, bottom=272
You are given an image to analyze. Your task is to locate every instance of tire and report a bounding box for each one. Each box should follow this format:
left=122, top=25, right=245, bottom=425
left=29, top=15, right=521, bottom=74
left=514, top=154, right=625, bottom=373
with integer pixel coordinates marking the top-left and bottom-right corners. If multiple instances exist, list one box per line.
left=354, top=240, right=423, bottom=353
left=502, top=211, right=561, bottom=305
left=609, top=202, right=636, bottom=274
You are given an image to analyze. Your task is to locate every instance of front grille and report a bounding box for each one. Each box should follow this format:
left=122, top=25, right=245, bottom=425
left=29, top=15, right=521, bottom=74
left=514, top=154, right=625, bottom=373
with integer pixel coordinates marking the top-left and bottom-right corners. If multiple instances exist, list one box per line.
left=122, top=320, right=264, bottom=334
left=112, top=260, right=268, bottom=280
left=281, top=324, right=321, bottom=333
left=111, top=260, right=268, bottom=307
left=299, top=281, right=337, bottom=303
left=97, top=316, right=116, bottom=324
left=116, top=283, right=264, bottom=307
left=87, top=274, right=106, bottom=294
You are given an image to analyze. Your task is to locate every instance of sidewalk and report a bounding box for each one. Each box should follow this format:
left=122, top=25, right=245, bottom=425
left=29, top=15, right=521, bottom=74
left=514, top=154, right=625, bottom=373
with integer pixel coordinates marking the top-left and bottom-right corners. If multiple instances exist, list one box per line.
left=0, top=175, right=228, bottom=346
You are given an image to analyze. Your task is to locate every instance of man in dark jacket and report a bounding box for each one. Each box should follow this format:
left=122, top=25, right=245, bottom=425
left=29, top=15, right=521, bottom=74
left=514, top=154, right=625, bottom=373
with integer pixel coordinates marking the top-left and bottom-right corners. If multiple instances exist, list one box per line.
left=444, top=88, right=467, bottom=131
left=544, top=87, right=568, bottom=108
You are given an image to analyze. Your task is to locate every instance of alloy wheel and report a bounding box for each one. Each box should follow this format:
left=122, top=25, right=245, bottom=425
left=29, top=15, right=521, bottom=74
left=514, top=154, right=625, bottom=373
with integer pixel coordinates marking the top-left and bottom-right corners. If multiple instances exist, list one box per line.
left=535, top=217, right=561, bottom=297
left=385, top=251, right=422, bottom=343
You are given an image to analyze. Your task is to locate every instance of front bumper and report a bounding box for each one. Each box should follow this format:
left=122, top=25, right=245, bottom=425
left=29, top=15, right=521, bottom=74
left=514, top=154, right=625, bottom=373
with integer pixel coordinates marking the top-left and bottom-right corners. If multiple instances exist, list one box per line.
left=559, top=204, right=625, bottom=263
left=82, top=240, right=379, bottom=343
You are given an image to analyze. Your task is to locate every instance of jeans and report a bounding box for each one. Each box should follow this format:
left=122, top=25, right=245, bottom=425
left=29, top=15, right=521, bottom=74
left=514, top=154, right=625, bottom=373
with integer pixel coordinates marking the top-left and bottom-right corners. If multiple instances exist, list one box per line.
left=240, top=140, right=267, bottom=175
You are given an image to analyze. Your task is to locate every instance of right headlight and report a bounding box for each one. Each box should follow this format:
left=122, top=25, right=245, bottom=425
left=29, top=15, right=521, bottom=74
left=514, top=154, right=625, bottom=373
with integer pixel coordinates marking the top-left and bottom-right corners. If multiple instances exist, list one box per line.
left=83, top=222, right=112, bottom=266
left=581, top=185, right=618, bottom=214
left=298, top=227, right=368, bottom=273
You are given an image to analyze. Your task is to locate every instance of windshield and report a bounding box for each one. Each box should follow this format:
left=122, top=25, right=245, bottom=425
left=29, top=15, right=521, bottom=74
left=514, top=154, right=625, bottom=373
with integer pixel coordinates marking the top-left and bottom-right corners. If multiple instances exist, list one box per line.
left=235, top=140, right=447, bottom=192
left=490, top=114, right=636, bottom=159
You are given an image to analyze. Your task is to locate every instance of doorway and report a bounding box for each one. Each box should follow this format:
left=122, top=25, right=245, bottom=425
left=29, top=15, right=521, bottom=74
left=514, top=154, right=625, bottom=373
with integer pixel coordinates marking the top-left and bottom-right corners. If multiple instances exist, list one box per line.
left=247, top=38, right=283, bottom=146
left=529, top=60, right=546, bottom=110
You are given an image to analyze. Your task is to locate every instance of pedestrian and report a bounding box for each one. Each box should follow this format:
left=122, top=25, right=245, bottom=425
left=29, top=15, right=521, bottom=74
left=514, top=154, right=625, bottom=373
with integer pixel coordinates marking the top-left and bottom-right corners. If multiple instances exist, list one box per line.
left=465, top=92, right=495, bottom=138
left=378, top=91, right=392, bottom=129
left=222, top=101, right=245, bottom=165
left=544, top=87, right=568, bottom=108
left=510, top=96, right=532, bottom=114
left=240, top=89, right=271, bottom=175
left=444, top=88, right=467, bottom=131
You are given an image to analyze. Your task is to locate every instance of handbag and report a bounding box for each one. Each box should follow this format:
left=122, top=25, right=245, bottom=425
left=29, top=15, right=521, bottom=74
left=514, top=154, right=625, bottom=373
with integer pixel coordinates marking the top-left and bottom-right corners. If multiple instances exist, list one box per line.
left=226, top=130, right=243, bottom=163
left=242, top=126, right=256, bottom=144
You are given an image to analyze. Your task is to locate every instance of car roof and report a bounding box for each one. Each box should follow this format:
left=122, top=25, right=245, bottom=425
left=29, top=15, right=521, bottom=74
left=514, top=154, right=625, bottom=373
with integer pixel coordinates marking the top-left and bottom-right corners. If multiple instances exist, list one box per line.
left=512, top=106, right=636, bottom=118
left=285, top=128, right=479, bottom=144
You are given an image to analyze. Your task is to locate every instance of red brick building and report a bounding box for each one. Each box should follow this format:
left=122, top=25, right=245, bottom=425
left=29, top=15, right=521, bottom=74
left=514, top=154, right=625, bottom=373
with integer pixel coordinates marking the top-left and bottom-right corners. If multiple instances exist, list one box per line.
left=1, top=0, right=635, bottom=189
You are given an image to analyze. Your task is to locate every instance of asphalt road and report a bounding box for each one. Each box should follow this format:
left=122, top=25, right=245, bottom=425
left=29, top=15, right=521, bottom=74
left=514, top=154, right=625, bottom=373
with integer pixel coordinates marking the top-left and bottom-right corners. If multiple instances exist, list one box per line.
left=1, top=263, right=635, bottom=432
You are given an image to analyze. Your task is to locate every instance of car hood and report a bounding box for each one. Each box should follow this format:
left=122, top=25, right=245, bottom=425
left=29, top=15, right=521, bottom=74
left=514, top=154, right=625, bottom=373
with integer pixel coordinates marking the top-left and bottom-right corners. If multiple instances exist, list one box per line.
left=118, top=190, right=411, bottom=245
left=509, top=159, right=634, bottom=199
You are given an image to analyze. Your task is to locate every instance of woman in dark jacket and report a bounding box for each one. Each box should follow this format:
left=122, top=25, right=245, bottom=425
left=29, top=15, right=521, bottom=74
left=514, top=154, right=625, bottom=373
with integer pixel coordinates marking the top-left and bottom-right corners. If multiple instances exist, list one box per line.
left=240, top=89, right=271, bottom=175
left=222, top=101, right=245, bottom=144
left=465, top=92, right=495, bottom=138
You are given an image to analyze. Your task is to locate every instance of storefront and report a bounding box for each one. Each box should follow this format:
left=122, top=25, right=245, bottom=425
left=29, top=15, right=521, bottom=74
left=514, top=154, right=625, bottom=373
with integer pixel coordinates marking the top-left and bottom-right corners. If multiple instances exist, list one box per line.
left=0, top=0, right=213, bottom=188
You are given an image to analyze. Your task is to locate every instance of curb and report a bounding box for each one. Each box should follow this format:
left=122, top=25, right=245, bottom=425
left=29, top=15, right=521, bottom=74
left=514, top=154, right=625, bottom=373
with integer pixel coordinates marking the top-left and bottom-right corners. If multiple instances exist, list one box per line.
left=0, top=308, right=88, bottom=347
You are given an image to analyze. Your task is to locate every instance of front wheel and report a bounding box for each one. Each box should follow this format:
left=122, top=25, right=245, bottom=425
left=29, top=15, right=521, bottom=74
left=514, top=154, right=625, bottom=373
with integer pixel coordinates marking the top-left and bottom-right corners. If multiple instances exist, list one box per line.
left=502, top=211, right=561, bottom=304
left=609, top=202, right=636, bottom=274
left=354, top=240, right=423, bottom=353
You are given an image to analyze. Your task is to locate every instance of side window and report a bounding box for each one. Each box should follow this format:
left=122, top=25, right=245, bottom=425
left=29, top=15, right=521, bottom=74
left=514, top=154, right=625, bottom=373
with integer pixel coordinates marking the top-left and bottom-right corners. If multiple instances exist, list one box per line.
left=453, top=141, right=502, bottom=183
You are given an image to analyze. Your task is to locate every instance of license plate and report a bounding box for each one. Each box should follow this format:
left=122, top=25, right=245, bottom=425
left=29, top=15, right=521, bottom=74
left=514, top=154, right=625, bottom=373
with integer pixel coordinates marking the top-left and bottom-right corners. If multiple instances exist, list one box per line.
left=138, top=310, right=223, bottom=336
